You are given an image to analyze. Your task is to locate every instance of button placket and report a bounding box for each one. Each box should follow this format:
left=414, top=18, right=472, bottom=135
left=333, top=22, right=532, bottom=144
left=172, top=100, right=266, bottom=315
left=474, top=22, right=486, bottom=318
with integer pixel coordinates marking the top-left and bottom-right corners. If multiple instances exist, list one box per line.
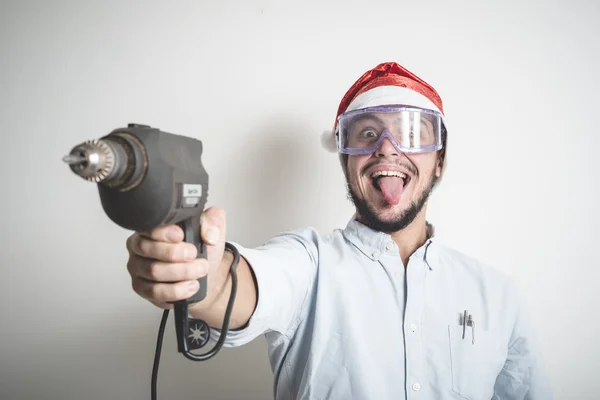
left=404, top=257, right=427, bottom=398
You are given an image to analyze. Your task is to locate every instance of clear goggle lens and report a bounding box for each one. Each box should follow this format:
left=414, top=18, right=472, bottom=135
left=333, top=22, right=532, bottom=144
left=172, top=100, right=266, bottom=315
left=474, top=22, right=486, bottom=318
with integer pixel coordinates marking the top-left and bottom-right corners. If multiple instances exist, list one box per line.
left=337, top=105, right=444, bottom=155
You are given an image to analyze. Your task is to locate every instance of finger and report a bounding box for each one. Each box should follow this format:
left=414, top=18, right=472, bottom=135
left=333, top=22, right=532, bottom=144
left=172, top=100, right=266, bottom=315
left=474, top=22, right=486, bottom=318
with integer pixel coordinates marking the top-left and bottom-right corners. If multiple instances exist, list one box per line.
left=126, top=233, right=138, bottom=254
left=134, top=258, right=209, bottom=283
left=201, top=207, right=226, bottom=245
left=200, top=207, right=227, bottom=265
left=130, top=236, right=198, bottom=262
left=132, top=277, right=200, bottom=304
left=138, top=224, right=184, bottom=243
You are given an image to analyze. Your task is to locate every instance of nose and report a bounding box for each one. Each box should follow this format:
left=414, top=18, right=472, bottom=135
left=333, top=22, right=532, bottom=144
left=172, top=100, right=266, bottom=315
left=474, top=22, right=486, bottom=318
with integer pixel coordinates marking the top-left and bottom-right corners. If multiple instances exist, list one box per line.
left=375, top=136, right=399, bottom=158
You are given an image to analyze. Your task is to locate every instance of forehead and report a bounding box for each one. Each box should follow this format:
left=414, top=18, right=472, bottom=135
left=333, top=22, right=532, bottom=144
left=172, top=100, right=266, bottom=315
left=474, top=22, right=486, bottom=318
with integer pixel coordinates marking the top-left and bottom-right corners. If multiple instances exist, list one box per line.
left=346, top=110, right=436, bottom=127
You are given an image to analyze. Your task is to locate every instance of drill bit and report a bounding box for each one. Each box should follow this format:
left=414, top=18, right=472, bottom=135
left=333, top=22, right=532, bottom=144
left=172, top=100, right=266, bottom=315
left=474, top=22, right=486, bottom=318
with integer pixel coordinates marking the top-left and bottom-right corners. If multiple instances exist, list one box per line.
left=62, top=154, right=87, bottom=165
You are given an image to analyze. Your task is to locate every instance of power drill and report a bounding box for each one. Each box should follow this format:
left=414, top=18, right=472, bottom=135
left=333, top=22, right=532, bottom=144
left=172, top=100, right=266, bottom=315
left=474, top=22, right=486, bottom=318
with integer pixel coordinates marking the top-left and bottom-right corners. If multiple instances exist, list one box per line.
left=63, top=123, right=240, bottom=400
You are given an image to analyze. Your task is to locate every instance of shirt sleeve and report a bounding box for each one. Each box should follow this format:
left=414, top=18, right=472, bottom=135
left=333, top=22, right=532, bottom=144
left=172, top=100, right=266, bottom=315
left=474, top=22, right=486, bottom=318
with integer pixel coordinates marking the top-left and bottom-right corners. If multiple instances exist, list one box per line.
left=208, top=228, right=319, bottom=347
left=493, top=281, right=554, bottom=400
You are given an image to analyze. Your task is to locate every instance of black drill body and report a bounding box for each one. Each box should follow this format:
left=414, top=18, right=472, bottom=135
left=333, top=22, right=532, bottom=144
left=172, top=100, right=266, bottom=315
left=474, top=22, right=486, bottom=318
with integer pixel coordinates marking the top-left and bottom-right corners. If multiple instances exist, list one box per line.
left=98, top=124, right=208, bottom=232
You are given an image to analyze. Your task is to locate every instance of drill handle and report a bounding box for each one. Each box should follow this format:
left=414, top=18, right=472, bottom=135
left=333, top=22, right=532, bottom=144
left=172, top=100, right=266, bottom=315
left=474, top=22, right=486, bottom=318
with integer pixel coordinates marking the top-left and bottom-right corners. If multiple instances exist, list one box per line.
left=179, top=216, right=208, bottom=303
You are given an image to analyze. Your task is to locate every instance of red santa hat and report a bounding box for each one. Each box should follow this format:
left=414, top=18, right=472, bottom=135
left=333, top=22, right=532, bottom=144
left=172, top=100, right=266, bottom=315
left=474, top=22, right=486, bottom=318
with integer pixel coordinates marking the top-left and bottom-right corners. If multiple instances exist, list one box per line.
left=322, top=62, right=448, bottom=164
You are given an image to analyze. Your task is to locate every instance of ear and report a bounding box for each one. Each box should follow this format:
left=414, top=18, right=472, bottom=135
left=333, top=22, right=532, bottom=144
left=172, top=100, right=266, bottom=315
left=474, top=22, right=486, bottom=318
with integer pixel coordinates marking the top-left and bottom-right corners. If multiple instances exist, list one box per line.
left=435, top=149, right=445, bottom=177
left=339, top=153, right=349, bottom=179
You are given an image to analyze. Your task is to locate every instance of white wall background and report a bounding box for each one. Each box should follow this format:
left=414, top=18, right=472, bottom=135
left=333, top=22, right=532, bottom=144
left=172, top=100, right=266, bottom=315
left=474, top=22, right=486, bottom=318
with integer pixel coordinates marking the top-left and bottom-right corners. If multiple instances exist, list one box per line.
left=1, top=0, right=598, bottom=399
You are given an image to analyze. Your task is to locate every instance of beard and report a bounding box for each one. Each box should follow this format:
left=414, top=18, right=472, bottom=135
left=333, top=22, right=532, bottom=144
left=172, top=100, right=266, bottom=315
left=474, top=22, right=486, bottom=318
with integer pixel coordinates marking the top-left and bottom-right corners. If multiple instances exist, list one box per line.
left=346, top=166, right=438, bottom=234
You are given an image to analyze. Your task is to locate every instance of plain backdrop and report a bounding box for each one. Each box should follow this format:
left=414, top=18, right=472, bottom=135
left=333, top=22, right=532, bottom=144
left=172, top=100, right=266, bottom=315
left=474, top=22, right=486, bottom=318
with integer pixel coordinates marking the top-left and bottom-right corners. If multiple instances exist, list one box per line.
left=1, top=0, right=599, bottom=399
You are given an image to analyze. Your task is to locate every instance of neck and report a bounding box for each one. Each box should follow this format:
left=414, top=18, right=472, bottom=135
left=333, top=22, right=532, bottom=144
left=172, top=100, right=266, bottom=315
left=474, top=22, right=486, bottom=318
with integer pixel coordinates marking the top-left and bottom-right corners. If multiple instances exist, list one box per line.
left=354, top=203, right=432, bottom=268
left=389, top=211, right=430, bottom=268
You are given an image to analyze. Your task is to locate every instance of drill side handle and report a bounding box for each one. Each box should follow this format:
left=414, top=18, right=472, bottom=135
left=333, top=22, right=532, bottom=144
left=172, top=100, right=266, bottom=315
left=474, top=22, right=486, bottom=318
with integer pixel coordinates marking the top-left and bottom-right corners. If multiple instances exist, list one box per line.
left=179, top=215, right=208, bottom=303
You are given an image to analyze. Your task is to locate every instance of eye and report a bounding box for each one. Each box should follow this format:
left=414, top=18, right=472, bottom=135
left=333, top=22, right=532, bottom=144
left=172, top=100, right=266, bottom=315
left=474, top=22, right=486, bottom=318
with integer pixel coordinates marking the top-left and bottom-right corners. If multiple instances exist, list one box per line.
left=359, top=128, right=379, bottom=139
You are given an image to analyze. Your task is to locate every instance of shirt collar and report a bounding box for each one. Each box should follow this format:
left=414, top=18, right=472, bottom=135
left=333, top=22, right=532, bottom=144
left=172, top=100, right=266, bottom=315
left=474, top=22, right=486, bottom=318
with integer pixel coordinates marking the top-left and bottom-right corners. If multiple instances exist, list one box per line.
left=342, top=214, right=441, bottom=270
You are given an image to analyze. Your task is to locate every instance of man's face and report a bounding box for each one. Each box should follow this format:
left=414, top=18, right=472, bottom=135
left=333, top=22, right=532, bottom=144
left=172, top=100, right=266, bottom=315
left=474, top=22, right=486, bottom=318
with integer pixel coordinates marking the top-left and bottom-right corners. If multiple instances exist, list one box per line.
left=344, top=112, right=443, bottom=233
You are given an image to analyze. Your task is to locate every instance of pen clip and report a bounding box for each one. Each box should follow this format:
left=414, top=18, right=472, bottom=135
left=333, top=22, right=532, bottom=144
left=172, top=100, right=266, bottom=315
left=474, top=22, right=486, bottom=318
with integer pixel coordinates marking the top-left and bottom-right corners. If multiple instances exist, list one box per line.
left=467, top=314, right=475, bottom=345
left=462, top=310, right=468, bottom=339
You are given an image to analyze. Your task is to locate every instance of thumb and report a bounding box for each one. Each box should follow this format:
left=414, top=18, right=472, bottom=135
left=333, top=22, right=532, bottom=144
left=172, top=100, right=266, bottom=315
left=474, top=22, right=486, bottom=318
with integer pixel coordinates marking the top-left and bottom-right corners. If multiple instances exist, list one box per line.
left=200, top=207, right=227, bottom=267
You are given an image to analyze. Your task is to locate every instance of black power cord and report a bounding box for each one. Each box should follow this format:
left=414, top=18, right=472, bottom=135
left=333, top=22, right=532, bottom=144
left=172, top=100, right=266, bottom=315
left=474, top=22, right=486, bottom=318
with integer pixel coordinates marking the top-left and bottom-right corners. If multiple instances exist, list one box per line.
left=150, top=242, right=240, bottom=400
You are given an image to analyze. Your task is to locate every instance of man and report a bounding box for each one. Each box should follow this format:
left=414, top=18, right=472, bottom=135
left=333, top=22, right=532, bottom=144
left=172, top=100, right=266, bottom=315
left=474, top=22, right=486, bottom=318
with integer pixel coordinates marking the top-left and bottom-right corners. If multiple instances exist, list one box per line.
left=126, top=62, right=553, bottom=399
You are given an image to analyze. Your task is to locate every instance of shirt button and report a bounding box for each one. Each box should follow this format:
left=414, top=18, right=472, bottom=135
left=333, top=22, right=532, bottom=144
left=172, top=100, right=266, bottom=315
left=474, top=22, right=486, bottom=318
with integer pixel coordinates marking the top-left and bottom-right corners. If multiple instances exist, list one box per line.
left=394, top=271, right=402, bottom=279
left=410, top=323, right=418, bottom=332
left=412, top=383, right=421, bottom=391
left=372, top=251, right=381, bottom=259
left=386, top=241, right=395, bottom=250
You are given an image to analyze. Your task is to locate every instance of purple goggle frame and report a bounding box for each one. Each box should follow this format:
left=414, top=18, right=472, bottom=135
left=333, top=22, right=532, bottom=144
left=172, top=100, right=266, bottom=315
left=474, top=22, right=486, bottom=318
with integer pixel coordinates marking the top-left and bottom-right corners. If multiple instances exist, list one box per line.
left=336, top=105, right=445, bottom=155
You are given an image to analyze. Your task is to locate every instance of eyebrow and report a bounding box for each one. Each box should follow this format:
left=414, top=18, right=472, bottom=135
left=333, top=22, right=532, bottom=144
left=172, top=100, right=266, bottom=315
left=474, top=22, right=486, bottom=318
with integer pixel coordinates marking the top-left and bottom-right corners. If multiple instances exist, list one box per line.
left=346, top=112, right=435, bottom=132
left=347, top=113, right=386, bottom=126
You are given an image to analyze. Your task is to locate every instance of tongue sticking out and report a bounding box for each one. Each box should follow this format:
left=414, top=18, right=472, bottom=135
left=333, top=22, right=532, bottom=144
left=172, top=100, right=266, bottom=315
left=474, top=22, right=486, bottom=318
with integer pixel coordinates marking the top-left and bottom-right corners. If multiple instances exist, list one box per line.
left=377, top=177, right=405, bottom=205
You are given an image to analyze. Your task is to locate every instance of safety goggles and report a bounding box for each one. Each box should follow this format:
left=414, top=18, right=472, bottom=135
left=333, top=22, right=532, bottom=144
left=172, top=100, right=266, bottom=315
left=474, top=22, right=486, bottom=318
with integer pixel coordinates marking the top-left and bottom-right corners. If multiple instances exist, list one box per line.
left=337, top=105, right=444, bottom=155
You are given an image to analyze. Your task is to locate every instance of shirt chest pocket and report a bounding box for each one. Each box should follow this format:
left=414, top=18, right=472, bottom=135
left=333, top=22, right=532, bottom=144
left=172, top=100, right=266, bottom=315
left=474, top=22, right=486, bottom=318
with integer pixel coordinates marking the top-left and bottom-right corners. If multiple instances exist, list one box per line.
left=447, top=324, right=507, bottom=400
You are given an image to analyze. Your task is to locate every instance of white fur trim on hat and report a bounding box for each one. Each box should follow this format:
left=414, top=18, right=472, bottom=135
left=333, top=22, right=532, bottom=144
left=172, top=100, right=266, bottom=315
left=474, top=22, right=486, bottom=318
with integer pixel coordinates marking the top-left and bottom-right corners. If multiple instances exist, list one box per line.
left=346, top=85, right=442, bottom=114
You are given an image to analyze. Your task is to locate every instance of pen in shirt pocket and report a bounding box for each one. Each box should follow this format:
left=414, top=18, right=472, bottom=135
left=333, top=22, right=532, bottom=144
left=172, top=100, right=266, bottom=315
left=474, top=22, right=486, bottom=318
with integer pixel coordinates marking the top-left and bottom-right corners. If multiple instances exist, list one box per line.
left=462, top=310, right=475, bottom=345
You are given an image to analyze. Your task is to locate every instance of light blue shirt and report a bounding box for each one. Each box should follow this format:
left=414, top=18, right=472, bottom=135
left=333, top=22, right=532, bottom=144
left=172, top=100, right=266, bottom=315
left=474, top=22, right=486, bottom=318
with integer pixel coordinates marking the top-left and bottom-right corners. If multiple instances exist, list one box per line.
left=211, top=217, right=553, bottom=400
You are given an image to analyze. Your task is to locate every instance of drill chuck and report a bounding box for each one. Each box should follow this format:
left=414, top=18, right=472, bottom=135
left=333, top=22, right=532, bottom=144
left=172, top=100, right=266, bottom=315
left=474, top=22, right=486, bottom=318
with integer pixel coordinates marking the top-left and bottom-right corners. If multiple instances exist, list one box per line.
left=64, top=129, right=148, bottom=192
left=63, top=139, right=118, bottom=183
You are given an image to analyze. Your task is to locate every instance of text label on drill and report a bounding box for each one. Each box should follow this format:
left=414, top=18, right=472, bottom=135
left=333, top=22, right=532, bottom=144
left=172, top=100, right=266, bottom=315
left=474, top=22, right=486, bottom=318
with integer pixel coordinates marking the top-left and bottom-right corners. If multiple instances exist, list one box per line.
left=182, top=184, right=203, bottom=197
